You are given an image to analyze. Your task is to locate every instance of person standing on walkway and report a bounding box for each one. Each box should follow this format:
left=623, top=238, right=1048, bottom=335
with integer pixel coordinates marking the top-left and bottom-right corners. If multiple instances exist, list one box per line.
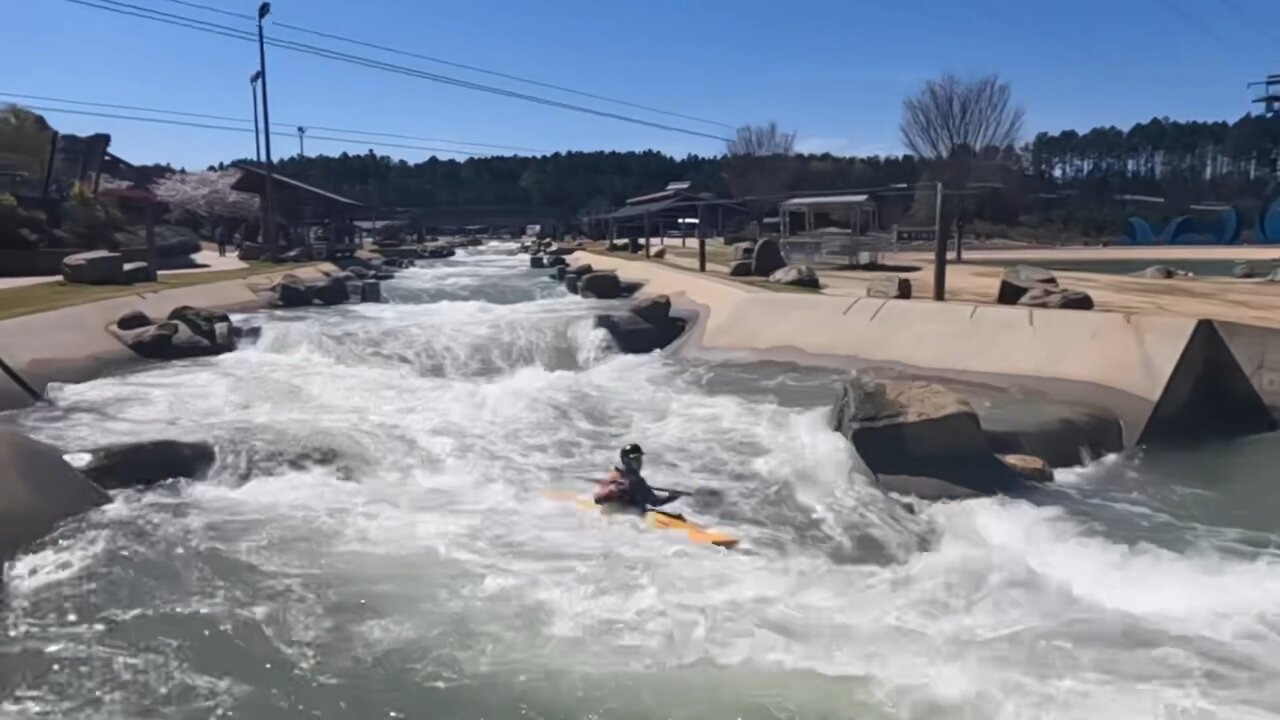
left=214, top=223, right=229, bottom=257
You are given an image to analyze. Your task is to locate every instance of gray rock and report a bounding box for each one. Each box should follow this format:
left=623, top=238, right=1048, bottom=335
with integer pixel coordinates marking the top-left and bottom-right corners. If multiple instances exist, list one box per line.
left=1017, top=286, right=1095, bottom=310
left=167, top=306, right=233, bottom=349
left=116, top=310, right=153, bottom=331
left=564, top=274, right=580, bottom=295
left=273, top=273, right=312, bottom=307
left=768, top=264, right=820, bottom=289
left=751, top=238, right=786, bottom=277
left=547, top=255, right=568, bottom=268
left=530, top=254, right=546, bottom=269
left=829, top=377, right=1021, bottom=499
left=732, top=243, right=756, bottom=261
left=0, top=429, right=110, bottom=562
left=567, top=263, right=594, bottom=277
left=121, top=261, right=151, bottom=284
left=360, top=280, right=382, bottom=303
left=347, top=265, right=373, bottom=280
left=61, top=250, right=124, bottom=285
left=1134, top=264, right=1190, bottom=279
left=238, top=243, right=267, bottom=261
left=997, top=265, right=1057, bottom=305
left=579, top=271, right=622, bottom=299
left=373, top=271, right=395, bottom=281
left=1232, top=262, right=1259, bottom=279
left=729, top=260, right=753, bottom=277
left=312, top=276, right=351, bottom=306
left=1266, top=268, right=1280, bottom=282
left=1000, top=454, right=1054, bottom=484
left=867, top=275, right=911, bottom=299
left=71, top=440, right=216, bottom=491
left=630, top=294, right=672, bottom=325
left=595, top=312, right=686, bottom=354
left=652, top=246, right=667, bottom=259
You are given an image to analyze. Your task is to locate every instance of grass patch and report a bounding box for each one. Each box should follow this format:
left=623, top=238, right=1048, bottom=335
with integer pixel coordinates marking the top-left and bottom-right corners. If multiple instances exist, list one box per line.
left=0, top=261, right=320, bottom=321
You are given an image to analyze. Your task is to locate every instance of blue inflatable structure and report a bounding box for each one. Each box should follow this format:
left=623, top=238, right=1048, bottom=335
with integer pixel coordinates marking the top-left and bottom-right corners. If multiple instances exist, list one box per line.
left=1259, top=193, right=1280, bottom=244
left=1209, top=206, right=1242, bottom=245
left=1159, top=215, right=1199, bottom=245
left=1121, top=217, right=1155, bottom=245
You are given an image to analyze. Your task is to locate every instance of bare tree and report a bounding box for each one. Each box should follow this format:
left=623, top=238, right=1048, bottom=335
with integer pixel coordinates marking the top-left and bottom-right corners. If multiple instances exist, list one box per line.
left=724, top=122, right=799, bottom=223
left=726, top=122, right=797, bottom=157
left=900, top=74, right=1025, bottom=160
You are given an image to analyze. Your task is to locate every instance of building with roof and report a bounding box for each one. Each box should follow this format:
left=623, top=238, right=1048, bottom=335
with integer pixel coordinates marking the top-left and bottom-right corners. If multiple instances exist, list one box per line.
left=584, top=181, right=746, bottom=241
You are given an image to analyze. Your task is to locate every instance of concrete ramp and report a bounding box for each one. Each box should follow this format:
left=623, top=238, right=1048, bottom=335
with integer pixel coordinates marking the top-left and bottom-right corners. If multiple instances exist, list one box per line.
left=576, top=253, right=1276, bottom=447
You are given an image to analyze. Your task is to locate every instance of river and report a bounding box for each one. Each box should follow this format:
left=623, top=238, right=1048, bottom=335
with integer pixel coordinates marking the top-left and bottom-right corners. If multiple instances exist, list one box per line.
left=3, top=243, right=1279, bottom=719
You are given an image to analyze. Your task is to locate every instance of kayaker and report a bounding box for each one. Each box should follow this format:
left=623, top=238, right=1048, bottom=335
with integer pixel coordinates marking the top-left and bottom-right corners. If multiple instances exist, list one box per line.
left=594, top=443, right=681, bottom=511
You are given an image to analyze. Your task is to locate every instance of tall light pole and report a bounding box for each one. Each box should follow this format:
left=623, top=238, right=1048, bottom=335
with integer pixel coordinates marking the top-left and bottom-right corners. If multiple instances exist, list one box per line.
left=256, top=2, right=277, bottom=259
left=249, top=70, right=262, bottom=163
left=297, top=126, right=307, bottom=157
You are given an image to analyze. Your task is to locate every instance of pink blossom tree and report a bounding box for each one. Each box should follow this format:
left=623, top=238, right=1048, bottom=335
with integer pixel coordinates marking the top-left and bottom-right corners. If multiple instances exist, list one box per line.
left=151, top=169, right=259, bottom=219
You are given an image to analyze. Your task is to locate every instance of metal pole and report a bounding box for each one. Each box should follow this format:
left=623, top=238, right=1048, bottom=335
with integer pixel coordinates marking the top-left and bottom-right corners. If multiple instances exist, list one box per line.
left=250, top=74, right=262, bottom=163
left=643, top=214, right=651, bottom=258
left=297, top=126, right=306, bottom=157
left=257, top=3, right=277, bottom=260
left=697, top=203, right=706, bottom=272
left=932, top=181, right=946, bottom=301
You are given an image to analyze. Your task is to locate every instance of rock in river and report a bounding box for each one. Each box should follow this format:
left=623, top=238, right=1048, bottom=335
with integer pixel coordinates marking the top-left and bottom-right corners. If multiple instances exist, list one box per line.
left=829, top=377, right=1023, bottom=499
left=272, top=273, right=312, bottom=307
left=997, top=265, right=1057, bottom=305
left=751, top=238, right=786, bottom=277
left=579, top=271, right=622, bottom=299
left=69, top=440, right=217, bottom=491
left=0, top=429, right=110, bottom=562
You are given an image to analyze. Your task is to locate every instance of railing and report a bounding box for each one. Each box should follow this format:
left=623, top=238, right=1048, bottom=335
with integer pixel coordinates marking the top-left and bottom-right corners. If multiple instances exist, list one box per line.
left=780, top=230, right=898, bottom=267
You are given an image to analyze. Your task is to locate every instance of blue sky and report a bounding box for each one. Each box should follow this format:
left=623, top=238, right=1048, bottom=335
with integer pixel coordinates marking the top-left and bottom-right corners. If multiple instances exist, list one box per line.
left=7, top=0, right=1279, bottom=169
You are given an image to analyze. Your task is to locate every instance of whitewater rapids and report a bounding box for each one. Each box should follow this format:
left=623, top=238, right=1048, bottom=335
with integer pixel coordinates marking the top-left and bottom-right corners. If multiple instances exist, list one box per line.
left=3, top=244, right=1279, bottom=719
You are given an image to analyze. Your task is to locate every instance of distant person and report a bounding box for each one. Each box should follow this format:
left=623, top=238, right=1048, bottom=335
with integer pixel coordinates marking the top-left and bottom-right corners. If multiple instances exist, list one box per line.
left=593, top=444, right=681, bottom=512
left=214, top=223, right=229, bottom=257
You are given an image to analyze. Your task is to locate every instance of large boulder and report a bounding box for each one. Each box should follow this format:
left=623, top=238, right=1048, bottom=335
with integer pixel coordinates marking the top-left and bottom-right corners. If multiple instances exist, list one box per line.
left=360, top=280, right=382, bottom=303
left=547, top=255, right=568, bottom=268
left=564, top=274, right=580, bottom=295
left=167, top=306, right=234, bottom=351
left=579, top=271, right=622, bottom=299
left=751, top=238, right=786, bottom=277
left=0, top=429, right=111, bottom=562
left=121, top=261, right=151, bottom=284
left=1017, top=286, right=1095, bottom=310
left=733, top=243, right=756, bottom=261
left=1134, top=264, right=1190, bottom=279
left=630, top=294, right=672, bottom=325
left=595, top=311, right=686, bottom=354
left=347, top=265, right=373, bottom=280
left=69, top=440, right=217, bottom=491
left=61, top=250, right=124, bottom=285
left=729, top=260, right=753, bottom=277
left=312, top=276, right=351, bottom=306
left=272, top=273, right=312, bottom=307
left=116, top=310, right=153, bottom=331
left=829, top=377, right=1022, bottom=499
left=530, top=254, right=546, bottom=269
left=768, top=265, right=820, bottom=289
left=978, top=399, right=1123, bottom=468
left=867, top=275, right=911, bottom=299
left=652, top=246, right=667, bottom=259
left=997, top=265, right=1057, bottom=305
left=567, top=263, right=594, bottom=277
left=1233, top=261, right=1276, bottom=279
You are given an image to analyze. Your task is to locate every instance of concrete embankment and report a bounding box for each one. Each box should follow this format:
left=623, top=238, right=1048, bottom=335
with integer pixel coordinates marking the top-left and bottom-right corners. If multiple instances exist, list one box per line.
left=0, top=265, right=335, bottom=412
left=576, top=252, right=1278, bottom=448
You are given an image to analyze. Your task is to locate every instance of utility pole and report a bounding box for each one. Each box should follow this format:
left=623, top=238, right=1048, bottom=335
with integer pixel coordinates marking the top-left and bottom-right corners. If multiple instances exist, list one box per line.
left=249, top=71, right=262, bottom=163
left=256, top=2, right=277, bottom=259
left=297, top=126, right=307, bottom=157
left=931, top=180, right=947, bottom=301
left=1249, top=74, right=1280, bottom=178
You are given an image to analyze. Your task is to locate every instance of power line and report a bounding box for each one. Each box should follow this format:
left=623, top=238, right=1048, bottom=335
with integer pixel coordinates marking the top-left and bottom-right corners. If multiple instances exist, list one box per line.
left=21, top=105, right=488, bottom=157
left=1214, top=0, right=1280, bottom=45
left=151, top=0, right=732, bottom=129
left=1153, top=0, right=1233, bottom=50
left=0, top=91, right=551, bottom=152
left=66, top=0, right=733, bottom=143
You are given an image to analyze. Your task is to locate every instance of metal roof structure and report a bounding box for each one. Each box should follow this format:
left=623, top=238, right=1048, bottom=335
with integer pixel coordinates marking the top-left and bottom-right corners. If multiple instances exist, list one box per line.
left=231, top=164, right=364, bottom=209
left=780, top=194, right=873, bottom=208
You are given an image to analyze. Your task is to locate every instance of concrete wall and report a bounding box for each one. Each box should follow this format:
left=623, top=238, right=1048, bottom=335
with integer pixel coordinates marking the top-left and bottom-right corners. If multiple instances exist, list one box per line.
left=576, top=253, right=1275, bottom=445
left=0, top=265, right=334, bottom=411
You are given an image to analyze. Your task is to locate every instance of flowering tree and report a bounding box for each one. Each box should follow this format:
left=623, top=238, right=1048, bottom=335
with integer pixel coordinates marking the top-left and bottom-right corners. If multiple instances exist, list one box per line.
left=151, top=169, right=259, bottom=219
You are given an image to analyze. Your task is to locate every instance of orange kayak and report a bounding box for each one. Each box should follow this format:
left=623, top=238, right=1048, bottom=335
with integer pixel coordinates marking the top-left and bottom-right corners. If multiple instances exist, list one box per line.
left=543, top=490, right=739, bottom=549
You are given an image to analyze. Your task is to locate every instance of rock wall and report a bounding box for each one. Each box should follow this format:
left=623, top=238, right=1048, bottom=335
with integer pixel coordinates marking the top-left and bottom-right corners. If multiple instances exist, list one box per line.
left=574, top=252, right=1276, bottom=447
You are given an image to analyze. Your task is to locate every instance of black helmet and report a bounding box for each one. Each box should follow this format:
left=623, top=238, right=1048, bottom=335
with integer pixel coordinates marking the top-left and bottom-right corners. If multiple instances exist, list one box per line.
left=620, top=443, right=644, bottom=467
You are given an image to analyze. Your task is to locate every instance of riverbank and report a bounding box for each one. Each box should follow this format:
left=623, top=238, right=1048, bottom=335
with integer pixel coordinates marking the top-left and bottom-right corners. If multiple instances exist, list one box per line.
left=575, top=251, right=1279, bottom=448
left=0, top=263, right=335, bottom=411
